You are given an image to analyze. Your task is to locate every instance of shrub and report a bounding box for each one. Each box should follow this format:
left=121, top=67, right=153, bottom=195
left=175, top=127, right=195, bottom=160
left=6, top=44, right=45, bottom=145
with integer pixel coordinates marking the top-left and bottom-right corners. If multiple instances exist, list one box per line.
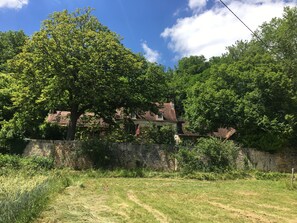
left=105, top=127, right=135, bottom=143
left=253, top=170, right=287, bottom=180
left=0, top=154, right=21, bottom=169
left=80, top=139, right=114, bottom=169
left=136, top=124, right=176, bottom=145
left=39, top=123, right=67, bottom=140
left=0, top=154, right=54, bottom=171
left=176, top=137, right=240, bottom=173
left=175, top=147, right=204, bottom=174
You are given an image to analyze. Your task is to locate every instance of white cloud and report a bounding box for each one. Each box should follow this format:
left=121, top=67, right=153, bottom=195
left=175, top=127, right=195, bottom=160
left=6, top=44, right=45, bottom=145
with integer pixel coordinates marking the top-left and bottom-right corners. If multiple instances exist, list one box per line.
left=141, top=42, right=160, bottom=63
left=162, top=0, right=297, bottom=59
left=0, top=0, right=28, bottom=9
left=188, top=0, right=207, bottom=10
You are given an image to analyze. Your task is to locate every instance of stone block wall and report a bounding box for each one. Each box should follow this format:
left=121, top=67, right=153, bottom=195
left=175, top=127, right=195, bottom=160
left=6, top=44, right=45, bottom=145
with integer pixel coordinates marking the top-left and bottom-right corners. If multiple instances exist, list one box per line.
left=243, top=148, right=297, bottom=172
left=23, top=140, right=297, bottom=172
left=23, top=140, right=176, bottom=170
left=23, top=140, right=92, bottom=169
left=110, top=143, right=176, bottom=170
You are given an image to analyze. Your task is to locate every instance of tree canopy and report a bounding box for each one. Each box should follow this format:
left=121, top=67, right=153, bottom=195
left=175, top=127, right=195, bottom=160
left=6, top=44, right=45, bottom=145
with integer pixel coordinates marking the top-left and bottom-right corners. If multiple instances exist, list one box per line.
left=1, top=6, right=297, bottom=151
left=7, top=8, right=167, bottom=140
left=181, top=7, right=297, bottom=151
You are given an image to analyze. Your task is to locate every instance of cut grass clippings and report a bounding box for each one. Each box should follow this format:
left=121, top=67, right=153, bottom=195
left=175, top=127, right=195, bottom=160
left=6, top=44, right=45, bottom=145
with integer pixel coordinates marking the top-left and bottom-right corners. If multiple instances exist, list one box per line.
left=35, top=171, right=297, bottom=223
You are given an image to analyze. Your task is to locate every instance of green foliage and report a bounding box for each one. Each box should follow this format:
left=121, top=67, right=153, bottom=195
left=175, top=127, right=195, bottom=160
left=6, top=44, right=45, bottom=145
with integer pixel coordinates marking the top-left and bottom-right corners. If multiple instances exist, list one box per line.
left=168, top=7, right=297, bottom=151
left=258, top=7, right=297, bottom=83
left=0, top=30, right=27, bottom=71
left=135, top=124, right=176, bottom=145
left=176, top=137, right=240, bottom=173
left=80, top=139, right=114, bottom=169
left=39, top=122, right=67, bottom=140
left=168, top=55, right=209, bottom=117
left=100, top=119, right=137, bottom=143
left=184, top=40, right=297, bottom=151
left=253, top=170, right=287, bottom=181
left=7, top=8, right=168, bottom=140
left=80, top=168, right=291, bottom=182
left=0, top=73, right=13, bottom=122
left=0, top=113, right=33, bottom=154
left=0, top=154, right=54, bottom=171
left=105, top=127, right=135, bottom=143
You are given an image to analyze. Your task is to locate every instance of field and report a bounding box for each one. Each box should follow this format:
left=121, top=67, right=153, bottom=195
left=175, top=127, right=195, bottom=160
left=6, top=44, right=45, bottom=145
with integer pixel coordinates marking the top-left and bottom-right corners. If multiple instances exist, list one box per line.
left=0, top=169, right=69, bottom=223
left=34, top=175, right=297, bottom=223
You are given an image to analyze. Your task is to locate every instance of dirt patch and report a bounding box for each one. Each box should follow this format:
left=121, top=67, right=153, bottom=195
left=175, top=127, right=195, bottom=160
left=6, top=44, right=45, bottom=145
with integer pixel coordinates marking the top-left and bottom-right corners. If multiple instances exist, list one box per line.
left=127, top=190, right=171, bottom=223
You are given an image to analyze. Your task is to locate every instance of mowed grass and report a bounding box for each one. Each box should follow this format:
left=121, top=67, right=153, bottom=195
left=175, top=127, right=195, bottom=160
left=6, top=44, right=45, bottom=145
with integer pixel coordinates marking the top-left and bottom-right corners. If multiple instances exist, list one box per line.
left=35, top=175, right=297, bottom=223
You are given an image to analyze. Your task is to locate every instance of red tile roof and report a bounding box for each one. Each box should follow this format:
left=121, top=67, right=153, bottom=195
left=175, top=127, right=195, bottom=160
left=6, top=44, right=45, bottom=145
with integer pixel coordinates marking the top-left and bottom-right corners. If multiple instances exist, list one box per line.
left=46, top=102, right=177, bottom=126
left=136, top=102, right=177, bottom=123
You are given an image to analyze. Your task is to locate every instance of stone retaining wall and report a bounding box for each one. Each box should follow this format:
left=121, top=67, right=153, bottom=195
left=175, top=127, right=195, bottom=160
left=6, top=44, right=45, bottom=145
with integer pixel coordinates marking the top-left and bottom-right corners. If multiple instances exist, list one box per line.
left=23, top=140, right=92, bottom=169
left=23, top=140, right=297, bottom=172
left=23, top=140, right=176, bottom=170
left=243, top=148, right=297, bottom=172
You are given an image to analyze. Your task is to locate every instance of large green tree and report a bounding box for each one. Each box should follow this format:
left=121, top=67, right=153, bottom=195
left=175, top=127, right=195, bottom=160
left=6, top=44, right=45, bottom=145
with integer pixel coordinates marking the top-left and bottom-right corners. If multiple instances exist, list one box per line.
left=9, top=8, right=167, bottom=140
left=0, top=30, right=27, bottom=72
left=168, top=55, right=209, bottom=118
left=257, top=7, right=297, bottom=84
left=0, top=31, right=27, bottom=152
left=184, top=7, right=297, bottom=151
left=0, top=31, right=27, bottom=123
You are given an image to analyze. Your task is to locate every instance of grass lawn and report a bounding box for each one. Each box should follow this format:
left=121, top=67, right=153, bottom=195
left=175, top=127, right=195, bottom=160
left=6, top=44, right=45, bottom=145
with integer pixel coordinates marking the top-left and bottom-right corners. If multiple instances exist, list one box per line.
left=34, top=175, right=297, bottom=223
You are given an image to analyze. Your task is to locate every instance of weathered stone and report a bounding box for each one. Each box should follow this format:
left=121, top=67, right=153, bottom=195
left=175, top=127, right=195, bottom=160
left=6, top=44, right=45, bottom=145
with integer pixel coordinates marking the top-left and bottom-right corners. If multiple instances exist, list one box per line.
left=23, top=140, right=93, bottom=170
left=23, top=140, right=297, bottom=172
left=23, top=140, right=176, bottom=170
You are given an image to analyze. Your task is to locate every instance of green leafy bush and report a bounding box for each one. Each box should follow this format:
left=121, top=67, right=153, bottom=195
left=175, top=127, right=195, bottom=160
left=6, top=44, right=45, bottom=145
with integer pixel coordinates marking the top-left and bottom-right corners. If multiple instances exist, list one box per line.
left=176, top=137, right=240, bottom=173
left=136, top=124, right=176, bottom=145
left=39, top=123, right=67, bottom=140
left=105, top=127, right=135, bottom=143
left=80, top=139, right=114, bottom=169
left=0, top=154, right=54, bottom=171
left=253, top=170, right=287, bottom=180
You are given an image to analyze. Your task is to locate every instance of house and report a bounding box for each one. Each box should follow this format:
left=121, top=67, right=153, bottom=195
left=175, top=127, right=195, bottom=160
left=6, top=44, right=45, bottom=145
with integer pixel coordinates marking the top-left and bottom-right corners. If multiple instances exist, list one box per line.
left=129, top=102, right=177, bottom=135
left=46, top=102, right=178, bottom=136
left=175, top=120, right=236, bottom=144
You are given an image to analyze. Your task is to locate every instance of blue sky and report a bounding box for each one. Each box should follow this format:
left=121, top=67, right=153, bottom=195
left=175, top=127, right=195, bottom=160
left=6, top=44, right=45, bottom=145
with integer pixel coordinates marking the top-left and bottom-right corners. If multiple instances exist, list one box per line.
left=0, top=0, right=296, bottom=68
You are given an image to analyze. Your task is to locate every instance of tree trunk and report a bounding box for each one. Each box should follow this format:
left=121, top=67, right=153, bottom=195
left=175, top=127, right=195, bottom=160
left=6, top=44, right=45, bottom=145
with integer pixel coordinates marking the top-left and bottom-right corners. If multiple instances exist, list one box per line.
left=66, top=107, right=79, bottom=140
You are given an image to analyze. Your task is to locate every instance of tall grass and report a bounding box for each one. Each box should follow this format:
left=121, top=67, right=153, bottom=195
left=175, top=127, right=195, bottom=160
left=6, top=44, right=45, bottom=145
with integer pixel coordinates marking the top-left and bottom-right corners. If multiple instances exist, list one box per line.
left=0, top=154, right=70, bottom=223
left=0, top=170, right=70, bottom=223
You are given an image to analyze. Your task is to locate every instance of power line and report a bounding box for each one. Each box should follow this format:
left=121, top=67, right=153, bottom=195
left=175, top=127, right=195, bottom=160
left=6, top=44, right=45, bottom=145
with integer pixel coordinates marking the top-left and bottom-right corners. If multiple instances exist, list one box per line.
left=218, top=0, right=268, bottom=48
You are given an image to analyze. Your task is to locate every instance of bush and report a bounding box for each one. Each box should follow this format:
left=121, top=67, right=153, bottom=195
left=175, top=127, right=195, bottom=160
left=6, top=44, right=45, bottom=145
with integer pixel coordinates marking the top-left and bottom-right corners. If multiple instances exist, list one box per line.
left=136, top=124, right=176, bottom=145
left=176, top=137, right=240, bottom=173
left=80, top=139, right=114, bottom=169
left=0, top=138, right=27, bottom=155
left=105, top=127, right=135, bottom=143
left=39, top=123, right=67, bottom=140
left=253, top=170, right=287, bottom=180
left=0, top=154, right=54, bottom=171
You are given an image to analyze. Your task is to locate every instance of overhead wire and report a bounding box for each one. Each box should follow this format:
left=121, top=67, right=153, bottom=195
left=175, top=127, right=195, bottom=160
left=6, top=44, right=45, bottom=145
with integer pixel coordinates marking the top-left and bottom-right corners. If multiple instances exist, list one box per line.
left=218, top=0, right=270, bottom=49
